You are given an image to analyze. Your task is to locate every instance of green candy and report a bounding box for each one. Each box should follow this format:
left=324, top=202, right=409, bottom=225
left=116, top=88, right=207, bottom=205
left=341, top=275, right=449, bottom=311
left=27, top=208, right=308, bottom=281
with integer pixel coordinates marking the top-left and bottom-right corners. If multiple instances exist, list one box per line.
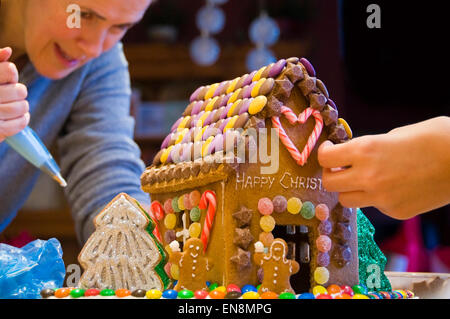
left=70, top=288, right=85, bottom=298
left=300, top=201, right=315, bottom=219
left=100, top=289, right=116, bottom=297
left=279, top=292, right=296, bottom=299
left=189, top=207, right=201, bottom=222
left=208, top=283, right=219, bottom=292
left=178, top=289, right=194, bottom=299
left=352, top=284, right=368, bottom=295
left=172, top=197, right=181, bottom=212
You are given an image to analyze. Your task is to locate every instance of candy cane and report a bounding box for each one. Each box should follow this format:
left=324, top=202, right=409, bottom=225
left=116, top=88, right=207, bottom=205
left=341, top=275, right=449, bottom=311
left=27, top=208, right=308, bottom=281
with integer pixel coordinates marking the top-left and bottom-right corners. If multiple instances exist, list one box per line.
left=149, top=201, right=164, bottom=242
left=272, top=106, right=323, bottom=166
left=199, top=190, right=217, bottom=252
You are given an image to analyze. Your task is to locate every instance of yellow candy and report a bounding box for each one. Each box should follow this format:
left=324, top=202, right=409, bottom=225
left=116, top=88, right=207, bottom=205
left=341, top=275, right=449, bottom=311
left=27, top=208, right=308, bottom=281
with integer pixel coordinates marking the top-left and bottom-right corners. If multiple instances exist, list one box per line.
left=248, top=95, right=267, bottom=115
left=338, top=118, right=353, bottom=139
left=227, top=99, right=242, bottom=117
left=194, top=125, right=208, bottom=142
left=146, top=289, right=162, bottom=299
left=228, top=88, right=242, bottom=104
left=223, top=115, right=239, bottom=133
left=177, top=116, right=191, bottom=130
left=214, top=286, right=227, bottom=293
left=253, top=66, right=266, bottom=82
left=178, top=195, right=185, bottom=211
left=226, top=77, right=240, bottom=94
left=164, top=213, right=177, bottom=230
left=353, top=294, right=369, bottom=299
left=205, top=96, right=219, bottom=112
left=260, top=215, right=276, bottom=232
left=313, top=267, right=330, bottom=285
left=204, top=83, right=219, bottom=100
left=251, top=78, right=266, bottom=98
left=196, top=111, right=211, bottom=127
left=242, top=291, right=260, bottom=299
left=175, top=128, right=188, bottom=144
left=312, top=285, right=327, bottom=296
left=170, top=264, right=180, bottom=280
left=189, top=222, right=202, bottom=238
left=160, top=146, right=173, bottom=164
left=202, top=136, right=214, bottom=157
left=287, top=197, right=302, bottom=214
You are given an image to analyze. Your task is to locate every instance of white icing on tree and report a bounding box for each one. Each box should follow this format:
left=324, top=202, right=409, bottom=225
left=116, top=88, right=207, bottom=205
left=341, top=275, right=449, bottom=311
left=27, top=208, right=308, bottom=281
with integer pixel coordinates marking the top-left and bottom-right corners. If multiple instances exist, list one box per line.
left=78, top=194, right=164, bottom=291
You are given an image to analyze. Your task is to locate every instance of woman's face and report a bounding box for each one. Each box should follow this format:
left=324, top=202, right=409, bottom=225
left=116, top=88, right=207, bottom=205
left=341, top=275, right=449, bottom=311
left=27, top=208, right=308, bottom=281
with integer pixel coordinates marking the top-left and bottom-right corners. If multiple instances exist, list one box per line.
left=22, top=0, right=151, bottom=79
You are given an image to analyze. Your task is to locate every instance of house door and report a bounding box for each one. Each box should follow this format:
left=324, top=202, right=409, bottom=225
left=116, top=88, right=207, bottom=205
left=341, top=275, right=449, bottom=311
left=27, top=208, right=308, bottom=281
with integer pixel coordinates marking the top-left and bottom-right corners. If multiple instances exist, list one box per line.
left=272, top=225, right=311, bottom=294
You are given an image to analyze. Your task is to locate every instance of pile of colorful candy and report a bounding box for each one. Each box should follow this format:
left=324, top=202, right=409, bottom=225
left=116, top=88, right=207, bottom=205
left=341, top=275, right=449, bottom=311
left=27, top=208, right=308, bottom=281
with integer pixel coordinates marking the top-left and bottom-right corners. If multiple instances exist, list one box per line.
left=41, top=283, right=415, bottom=299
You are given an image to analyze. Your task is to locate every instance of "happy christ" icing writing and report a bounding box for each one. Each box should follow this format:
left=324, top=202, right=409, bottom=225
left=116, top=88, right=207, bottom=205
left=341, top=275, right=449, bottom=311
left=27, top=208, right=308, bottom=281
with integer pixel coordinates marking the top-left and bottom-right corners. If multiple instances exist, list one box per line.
left=235, top=172, right=323, bottom=191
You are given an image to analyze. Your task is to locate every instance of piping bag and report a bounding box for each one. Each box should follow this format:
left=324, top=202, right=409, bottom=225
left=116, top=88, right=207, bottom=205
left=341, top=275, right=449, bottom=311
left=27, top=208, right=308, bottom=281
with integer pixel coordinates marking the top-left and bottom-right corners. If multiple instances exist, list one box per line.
left=5, top=126, right=67, bottom=187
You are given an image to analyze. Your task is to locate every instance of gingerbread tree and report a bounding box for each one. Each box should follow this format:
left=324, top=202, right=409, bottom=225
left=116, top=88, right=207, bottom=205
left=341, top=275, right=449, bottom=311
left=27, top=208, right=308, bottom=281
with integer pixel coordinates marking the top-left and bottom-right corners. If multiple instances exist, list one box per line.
left=78, top=193, right=170, bottom=291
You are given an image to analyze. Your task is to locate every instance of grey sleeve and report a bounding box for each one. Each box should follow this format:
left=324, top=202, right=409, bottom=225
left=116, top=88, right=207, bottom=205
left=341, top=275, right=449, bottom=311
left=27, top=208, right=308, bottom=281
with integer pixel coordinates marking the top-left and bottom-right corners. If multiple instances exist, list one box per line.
left=57, top=43, right=150, bottom=244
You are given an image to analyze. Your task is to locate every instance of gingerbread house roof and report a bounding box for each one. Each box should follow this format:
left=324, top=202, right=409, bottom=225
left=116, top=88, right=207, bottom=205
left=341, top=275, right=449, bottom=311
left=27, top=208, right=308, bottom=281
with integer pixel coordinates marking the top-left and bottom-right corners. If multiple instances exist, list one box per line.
left=141, top=57, right=351, bottom=193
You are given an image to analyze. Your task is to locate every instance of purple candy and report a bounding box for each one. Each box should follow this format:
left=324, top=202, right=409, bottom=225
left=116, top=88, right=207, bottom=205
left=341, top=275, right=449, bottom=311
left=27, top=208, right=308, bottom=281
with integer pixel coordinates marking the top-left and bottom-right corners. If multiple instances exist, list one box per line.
left=202, top=126, right=216, bottom=140
left=238, top=99, right=252, bottom=115
left=190, top=86, right=204, bottom=102
left=220, top=93, right=232, bottom=107
left=212, top=134, right=224, bottom=152
left=182, top=128, right=194, bottom=143
left=219, top=118, right=231, bottom=133
left=327, top=98, right=338, bottom=112
left=241, top=72, right=255, bottom=88
left=318, top=220, right=332, bottom=236
left=191, top=100, right=203, bottom=115
left=268, top=59, right=287, bottom=78
left=181, top=143, right=193, bottom=161
left=214, top=81, right=228, bottom=97
left=317, top=252, right=330, bottom=267
left=299, top=57, right=316, bottom=77
left=170, top=117, right=183, bottom=133
left=161, top=133, right=173, bottom=150
left=272, top=195, right=287, bottom=213
left=203, top=110, right=216, bottom=126
left=222, top=103, right=233, bottom=119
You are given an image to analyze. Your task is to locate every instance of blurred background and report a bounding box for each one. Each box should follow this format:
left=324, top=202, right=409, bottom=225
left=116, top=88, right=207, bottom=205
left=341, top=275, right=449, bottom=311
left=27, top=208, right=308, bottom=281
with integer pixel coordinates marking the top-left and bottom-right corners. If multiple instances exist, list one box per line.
left=1, top=0, right=449, bottom=278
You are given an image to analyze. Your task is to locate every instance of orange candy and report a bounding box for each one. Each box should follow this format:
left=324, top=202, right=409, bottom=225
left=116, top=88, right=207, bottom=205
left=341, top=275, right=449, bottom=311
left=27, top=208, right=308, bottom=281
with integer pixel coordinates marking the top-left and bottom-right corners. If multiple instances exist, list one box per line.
left=209, top=290, right=226, bottom=299
left=54, top=288, right=71, bottom=298
left=327, top=284, right=342, bottom=295
left=260, top=291, right=278, bottom=299
left=335, top=293, right=352, bottom=299
left=115, top=289, right=131, bottom=298
left=259, top=232, right=274, bottom=247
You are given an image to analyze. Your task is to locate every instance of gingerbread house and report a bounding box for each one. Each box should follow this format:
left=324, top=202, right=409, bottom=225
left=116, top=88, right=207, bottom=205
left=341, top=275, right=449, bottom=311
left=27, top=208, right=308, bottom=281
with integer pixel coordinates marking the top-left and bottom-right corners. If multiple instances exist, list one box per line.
left=140, top=57, right=358, bottom=293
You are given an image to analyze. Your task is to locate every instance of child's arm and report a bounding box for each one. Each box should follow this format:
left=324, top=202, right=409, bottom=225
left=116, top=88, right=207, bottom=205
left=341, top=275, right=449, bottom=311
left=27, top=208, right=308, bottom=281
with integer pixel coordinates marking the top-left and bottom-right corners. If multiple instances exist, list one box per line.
left=318, top=116, right=450, bottom=219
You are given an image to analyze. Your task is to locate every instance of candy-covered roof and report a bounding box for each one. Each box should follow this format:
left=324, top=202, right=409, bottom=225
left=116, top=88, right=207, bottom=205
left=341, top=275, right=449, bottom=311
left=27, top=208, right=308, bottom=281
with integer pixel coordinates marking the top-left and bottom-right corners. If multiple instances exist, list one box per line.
left=141, top=57, right=351, bottom=193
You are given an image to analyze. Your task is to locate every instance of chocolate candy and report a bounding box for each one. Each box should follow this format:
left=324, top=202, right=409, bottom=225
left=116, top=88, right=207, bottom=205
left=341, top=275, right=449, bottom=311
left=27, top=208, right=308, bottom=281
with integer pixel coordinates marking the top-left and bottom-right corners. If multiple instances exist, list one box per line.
left=321, top=106, right=338, bottom=126
left=273, top=79, right=294, bottom=101
left=234, top=112, right=249, bottom=129
left=225, top=291, right=242, bottom=299
left=131, top=289, right=147, bottom=298
left=40, top=288, right=55, bottom=299
left=233, top=228, right=254, bottom=249
left=316, top=79, right=329, bottom=98
left=190, top=85, right=205, bottom=102
left=297, top=76, right=317, bottom=96
left=164, top=229, right=176, bottom=243
left=285, top=63, right=304, bottom=83
left=309, top=93, right=327, bottom=111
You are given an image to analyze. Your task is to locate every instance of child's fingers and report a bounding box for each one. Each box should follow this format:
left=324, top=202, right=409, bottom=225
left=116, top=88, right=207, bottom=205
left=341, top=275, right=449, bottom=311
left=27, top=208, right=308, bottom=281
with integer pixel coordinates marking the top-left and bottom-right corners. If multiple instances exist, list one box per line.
left=338, top=191, right=372, bottom=209
left=0, top=47, right=12, bottom=62
left=322, top=167, right=362, bottom=192
left=317, top=140, right=354, bottom=168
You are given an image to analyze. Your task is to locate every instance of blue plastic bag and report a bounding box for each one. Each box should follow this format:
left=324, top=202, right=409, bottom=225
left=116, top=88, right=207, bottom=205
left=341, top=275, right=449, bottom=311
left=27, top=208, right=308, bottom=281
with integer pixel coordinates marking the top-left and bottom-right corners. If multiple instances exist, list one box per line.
left=0, top=238, right=65, bottom=299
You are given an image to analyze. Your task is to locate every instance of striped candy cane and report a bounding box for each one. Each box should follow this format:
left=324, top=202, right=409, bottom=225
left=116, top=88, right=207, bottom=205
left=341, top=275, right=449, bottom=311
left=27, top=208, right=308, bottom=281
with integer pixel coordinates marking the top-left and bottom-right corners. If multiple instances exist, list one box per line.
left=149, top=201, right=164, bottom=243
left=199, top=190, right=217, bottom=252
left=272, top=106, right=324, bottom=166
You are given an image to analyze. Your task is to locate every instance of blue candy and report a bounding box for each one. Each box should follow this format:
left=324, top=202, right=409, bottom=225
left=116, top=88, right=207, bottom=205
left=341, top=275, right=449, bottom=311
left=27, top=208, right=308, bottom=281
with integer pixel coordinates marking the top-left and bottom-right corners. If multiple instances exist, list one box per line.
left=162, top=289, right=178, bottom=299
left=0, top=239, right=65, bottom=299
left=241, top=285, right=257, bottom=293
left=297, top=293, right=315, bottom=299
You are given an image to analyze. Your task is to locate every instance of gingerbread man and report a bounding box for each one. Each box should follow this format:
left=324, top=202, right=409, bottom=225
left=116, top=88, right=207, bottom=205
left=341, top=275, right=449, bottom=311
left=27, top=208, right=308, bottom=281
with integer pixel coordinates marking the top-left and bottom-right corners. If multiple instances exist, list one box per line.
left=253, top=238, right=300, bottom=294
left=168, top=238, right=213, bottom=291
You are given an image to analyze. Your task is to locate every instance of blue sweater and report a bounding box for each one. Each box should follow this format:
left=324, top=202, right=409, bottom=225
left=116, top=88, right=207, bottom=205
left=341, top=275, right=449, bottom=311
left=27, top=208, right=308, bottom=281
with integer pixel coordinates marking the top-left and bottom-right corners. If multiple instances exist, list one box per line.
left=0, top=43, right=150, bottom=242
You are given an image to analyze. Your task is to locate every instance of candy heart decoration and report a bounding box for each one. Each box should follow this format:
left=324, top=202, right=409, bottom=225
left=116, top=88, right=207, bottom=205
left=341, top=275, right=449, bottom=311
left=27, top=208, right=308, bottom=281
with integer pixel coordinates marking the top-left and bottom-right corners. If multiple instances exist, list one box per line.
left=272, top=106, right=323, bottom=166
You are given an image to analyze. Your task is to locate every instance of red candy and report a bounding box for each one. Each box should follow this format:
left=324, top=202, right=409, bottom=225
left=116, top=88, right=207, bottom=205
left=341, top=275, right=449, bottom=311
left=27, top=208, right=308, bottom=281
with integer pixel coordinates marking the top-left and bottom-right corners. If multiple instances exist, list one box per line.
left=258, top=197, right=274, bottom=215
left=164, top=199, right=174, bottom=214
left=150, top=201, right=164, bottom=221
left=195, top=290, right=209, bottom=299
left=316, top=235, right=332, bottom=253
left=189, top=190, right=201, bottom=207
left=84, top=289, right=100, bottom=297
left=315, top=204, right=329, bottom=221
left=340, top=285, right=354, bottom=296
left=316, top=294, right=332, bottom=299
left=226, top=284, right=241, bottom=293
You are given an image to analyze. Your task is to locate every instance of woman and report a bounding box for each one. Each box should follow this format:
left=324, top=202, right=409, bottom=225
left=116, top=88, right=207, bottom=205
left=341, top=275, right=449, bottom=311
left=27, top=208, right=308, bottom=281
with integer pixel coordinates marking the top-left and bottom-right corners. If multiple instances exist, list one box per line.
left=0, top=0, right=153, bottom=243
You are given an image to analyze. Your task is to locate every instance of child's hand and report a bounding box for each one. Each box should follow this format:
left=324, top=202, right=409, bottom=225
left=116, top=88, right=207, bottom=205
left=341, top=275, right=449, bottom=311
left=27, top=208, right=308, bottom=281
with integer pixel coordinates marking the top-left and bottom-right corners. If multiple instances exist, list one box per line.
left=318, top=116, right=450, bottom=220
left=0, top=47, right=30, bottom=143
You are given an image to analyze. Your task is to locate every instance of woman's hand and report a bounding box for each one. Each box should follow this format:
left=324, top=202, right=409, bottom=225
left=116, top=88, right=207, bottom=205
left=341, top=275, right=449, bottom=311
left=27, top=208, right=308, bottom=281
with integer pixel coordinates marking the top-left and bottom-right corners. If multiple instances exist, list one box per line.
left=0, top=47, right=30, bottom=143
left=318, top=116, right=450, bottom=220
